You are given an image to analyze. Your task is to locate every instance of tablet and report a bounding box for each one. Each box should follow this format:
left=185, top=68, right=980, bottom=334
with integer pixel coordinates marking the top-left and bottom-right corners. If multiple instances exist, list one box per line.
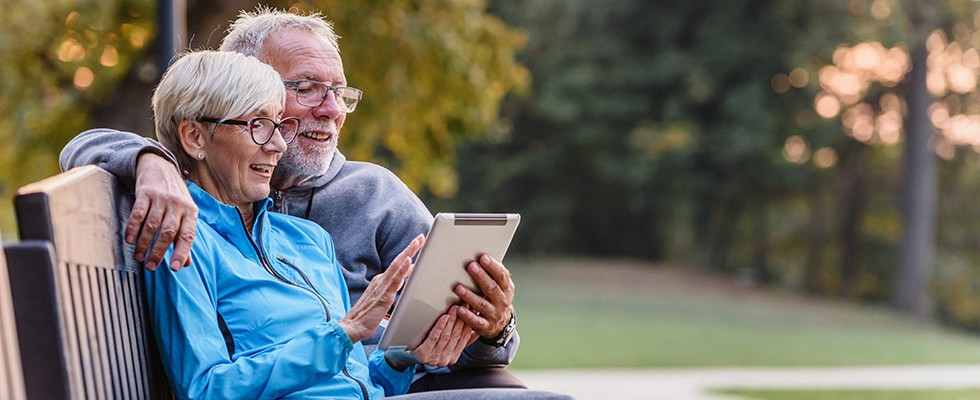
left=378, top=213, right=520, bottom=352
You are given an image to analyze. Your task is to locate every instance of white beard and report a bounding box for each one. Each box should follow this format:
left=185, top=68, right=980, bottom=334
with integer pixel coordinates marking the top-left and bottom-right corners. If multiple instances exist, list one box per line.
left=275, top=121, right=339, bottom=186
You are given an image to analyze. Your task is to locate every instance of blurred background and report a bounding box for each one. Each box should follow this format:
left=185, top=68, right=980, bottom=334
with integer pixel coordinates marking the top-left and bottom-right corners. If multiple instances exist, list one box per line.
left=7, top=0, right=980, bottom=396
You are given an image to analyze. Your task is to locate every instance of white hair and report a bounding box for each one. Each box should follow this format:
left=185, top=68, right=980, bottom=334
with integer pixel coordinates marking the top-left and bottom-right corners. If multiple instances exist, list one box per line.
left=220, top=6, right=340, bottom=61
left=151, top=50, right=286, bottom=173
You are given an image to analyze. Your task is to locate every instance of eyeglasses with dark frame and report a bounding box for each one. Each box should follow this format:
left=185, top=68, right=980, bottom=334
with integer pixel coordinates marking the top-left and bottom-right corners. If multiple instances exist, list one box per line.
left=196, top=116, right=301, bottom=145
left=283, top=80, right=363, bottom=113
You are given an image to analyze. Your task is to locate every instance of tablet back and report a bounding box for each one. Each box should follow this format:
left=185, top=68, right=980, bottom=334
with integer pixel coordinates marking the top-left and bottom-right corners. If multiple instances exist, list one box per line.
left=379, top=213, right=520, bottom=352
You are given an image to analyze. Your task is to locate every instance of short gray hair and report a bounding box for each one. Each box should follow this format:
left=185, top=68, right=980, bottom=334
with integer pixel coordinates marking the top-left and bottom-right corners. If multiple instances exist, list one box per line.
left=220, top=6, right=340, bottom=61
left=152, top=50, right=286, bottom=174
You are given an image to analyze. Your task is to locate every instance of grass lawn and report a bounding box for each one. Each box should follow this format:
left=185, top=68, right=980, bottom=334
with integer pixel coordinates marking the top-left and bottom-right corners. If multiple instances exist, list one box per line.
left=507, top=258, right=980, bottom=369
left=717, top=388, right=980, bottom=400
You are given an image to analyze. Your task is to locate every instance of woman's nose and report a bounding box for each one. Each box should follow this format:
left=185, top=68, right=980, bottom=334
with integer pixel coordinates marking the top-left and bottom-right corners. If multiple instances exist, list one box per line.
left=264, top=128, right=288, bottom=153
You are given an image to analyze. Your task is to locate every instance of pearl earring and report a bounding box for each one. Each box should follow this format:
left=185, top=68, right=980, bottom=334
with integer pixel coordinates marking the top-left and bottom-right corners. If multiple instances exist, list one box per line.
left=197, top=151, right=204, bottom=160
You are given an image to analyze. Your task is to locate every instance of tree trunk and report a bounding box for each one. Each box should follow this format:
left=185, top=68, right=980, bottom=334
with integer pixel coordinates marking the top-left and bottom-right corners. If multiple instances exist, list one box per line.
left=894, top=0, right=939, bottom=318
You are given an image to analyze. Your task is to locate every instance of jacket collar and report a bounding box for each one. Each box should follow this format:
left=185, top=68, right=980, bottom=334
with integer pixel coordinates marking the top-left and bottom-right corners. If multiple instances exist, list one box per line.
left=187, top=181, right=273, bottom=240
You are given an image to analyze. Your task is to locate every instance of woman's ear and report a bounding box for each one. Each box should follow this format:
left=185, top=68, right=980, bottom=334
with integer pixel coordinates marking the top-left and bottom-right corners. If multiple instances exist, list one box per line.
left=177, top=119, right=206, bottom=160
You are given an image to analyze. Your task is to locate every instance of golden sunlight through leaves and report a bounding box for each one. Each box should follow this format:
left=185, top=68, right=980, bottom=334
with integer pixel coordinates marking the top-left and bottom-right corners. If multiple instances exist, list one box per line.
left=783, top=135, right=810, bottom=164
left=99, top=46, right=119, bottom=67
left=73, top=67, right=94, bottom=89
left=57, top=39, right=85, bottom=62
left=813, top=147, right=838, bottom=169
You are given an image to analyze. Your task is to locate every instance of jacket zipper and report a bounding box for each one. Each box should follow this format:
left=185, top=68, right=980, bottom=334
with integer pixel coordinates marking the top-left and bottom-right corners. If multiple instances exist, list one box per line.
left=239, top=212, right=291, bottom=284
left=342, top=368, right=371, bottom=400
left=277, top=255, right=331, bottom=321
left=275, top=255, right=372, bottom=400
left=240, top=211, right=371, bottom=400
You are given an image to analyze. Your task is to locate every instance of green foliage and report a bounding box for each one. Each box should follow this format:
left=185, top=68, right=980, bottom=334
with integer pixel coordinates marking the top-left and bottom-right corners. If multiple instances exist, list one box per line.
left=295, top=0, right=530, bottom=198
left=446, top=0, right=857, bottom=266
left=0, top=0, right=153, bottom=235
left=933, top=151, right=980, bottom=330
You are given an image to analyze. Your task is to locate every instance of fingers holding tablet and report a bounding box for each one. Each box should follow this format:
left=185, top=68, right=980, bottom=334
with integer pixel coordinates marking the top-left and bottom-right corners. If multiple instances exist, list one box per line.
left=456, top=255, right=516, bottom=339
left=409, top=306, right=474, bottom=367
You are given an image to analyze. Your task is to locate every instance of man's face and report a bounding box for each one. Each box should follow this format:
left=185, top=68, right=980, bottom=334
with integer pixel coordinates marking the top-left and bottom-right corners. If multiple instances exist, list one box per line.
left=261, top=28, right=347, bottom=187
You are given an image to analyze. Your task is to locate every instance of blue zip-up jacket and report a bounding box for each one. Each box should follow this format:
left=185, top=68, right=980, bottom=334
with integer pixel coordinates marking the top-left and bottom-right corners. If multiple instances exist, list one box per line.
left=146, top=182, right=416, bottom=399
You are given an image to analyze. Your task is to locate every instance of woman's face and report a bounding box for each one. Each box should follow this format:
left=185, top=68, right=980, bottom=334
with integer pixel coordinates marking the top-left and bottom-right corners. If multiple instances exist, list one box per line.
left=195, top=105, right=288, bottom=209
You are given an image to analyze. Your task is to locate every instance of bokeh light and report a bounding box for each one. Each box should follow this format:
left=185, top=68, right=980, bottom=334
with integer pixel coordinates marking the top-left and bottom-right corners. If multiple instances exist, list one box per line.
left=100, top=46, right=119, bottom=67
left=57, top=39, right=86, bottom=62
left=73, top=67, right=94, bottom=89
left=792, top=26, right=980, bottom=156
left=783, top=135, right=810, bottom=164
left=813, top=147, right=839, bottom=168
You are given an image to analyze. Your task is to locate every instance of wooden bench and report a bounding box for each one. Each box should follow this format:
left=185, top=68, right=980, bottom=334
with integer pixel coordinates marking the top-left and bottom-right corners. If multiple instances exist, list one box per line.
left=0, top=235, right=27, bottom=400
left=6, top=165, right=171, bottom=399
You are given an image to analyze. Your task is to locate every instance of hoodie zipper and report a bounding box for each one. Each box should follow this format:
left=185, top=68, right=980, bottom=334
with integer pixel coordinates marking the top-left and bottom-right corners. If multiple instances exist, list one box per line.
left=273, top=189, right=285, bottom=212
left=240, top=210, right=371, bottom=400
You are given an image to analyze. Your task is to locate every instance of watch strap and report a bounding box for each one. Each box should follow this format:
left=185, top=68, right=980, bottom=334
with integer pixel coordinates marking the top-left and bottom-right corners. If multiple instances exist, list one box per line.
left=479, top=312, right=516, bottom=347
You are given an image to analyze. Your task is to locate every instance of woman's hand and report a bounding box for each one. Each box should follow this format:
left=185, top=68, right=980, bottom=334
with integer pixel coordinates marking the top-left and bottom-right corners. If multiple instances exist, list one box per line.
left=409, top=305, right=477, bottom=367
left=384, top=305, right=477, bottom=371
left=339, top=235, right=424, bottom=343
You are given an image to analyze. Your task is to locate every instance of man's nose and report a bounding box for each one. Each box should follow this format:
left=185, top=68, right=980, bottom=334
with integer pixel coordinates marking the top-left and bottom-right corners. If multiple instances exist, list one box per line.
left=312, top=90, right=342, bottom=120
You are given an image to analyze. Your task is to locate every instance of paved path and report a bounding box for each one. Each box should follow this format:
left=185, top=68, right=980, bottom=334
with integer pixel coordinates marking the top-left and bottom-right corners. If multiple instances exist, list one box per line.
left=515, top=365, right=980, bottom=400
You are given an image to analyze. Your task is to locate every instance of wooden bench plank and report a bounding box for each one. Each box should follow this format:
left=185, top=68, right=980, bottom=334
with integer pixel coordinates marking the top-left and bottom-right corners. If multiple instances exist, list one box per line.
left=0, top=236, right=26, bottom=400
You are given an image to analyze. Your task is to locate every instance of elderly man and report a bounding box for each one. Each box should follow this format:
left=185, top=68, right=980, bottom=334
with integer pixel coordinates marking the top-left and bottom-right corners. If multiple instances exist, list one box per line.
left=61, top=7, right=525, bottom=393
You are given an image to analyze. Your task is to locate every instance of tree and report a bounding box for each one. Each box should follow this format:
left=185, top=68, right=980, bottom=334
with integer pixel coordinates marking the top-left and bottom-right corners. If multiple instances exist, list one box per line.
left=0, top=0, right=155, bottom=235
left=451, top=0, right=857, bottom=270
left=300, top=0, right=529, bottom=198
left=895, top=0, right=941, bottom=318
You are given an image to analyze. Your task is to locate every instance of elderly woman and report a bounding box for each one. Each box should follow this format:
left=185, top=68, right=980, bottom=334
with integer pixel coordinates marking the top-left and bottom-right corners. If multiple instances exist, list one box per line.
left=146, top=50, right=476, bottom=399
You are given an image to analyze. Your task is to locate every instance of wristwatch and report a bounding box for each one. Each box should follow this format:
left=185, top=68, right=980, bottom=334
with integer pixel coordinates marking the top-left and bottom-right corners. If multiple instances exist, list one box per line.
left=480, top=312, right=516, bottom=348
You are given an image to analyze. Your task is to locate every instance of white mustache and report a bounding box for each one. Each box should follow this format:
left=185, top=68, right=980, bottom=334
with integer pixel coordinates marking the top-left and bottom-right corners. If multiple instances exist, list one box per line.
left=300, top=120, right=338, bottom=135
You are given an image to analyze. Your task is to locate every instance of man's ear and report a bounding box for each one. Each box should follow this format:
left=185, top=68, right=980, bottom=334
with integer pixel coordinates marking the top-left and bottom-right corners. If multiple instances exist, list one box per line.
left=177, top=119, right=206, bottom=159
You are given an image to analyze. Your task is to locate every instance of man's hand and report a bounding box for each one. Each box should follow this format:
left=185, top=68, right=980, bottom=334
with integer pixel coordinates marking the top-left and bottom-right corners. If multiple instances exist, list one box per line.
left=454, top=255, right=516, bottom=340
left=130, top=153, right=197, bottom=271
left=340, top=235, right=424, bottom=343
